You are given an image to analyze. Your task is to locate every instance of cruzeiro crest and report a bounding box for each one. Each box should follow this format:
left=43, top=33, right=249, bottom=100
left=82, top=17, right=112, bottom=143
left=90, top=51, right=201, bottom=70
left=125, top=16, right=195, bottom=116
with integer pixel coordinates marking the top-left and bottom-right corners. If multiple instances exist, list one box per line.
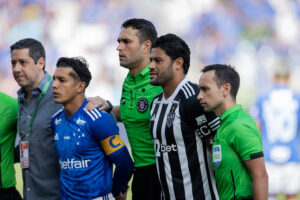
left=166, top=106, right=176, bottom=128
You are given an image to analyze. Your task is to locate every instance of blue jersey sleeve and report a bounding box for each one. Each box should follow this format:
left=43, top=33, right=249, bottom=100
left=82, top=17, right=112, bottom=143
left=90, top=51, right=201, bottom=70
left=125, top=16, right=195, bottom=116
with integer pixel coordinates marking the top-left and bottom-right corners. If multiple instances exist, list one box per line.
left=86, top=109, right=119, bottom=141
left=85, top=108, right=134, bottom=197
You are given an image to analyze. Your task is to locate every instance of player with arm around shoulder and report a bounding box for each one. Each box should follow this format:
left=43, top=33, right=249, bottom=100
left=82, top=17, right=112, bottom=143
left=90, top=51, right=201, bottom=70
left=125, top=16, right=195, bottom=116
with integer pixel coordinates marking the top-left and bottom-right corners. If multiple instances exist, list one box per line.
left=51, top=57, right=133, bottom=200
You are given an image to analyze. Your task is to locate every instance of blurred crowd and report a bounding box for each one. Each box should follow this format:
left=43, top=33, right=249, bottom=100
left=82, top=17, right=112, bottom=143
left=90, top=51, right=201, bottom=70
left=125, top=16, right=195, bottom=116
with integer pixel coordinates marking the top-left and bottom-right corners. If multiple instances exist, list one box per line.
left=0, top=0, right=300, bottom=108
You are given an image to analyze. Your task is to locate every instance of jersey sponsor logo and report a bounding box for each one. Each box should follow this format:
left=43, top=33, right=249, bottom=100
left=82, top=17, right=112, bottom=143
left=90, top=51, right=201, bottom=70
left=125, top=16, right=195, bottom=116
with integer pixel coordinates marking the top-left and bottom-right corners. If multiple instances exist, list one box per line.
left=121, top=97, right=126, bottom=105
left=59, top=158, right=91, bottom=169
left=76, top=117, right=86, bottom=125
left=100, top=134, right=125, bottom=155
left=137, top=97, right=148, bottom=113
left=154, top=139, right=177, bottom=157
left=212, top=145, right=222, bottom=167
left=196, top=114, right=207, bottom=126
left=55, top=118, right=62, bottom=125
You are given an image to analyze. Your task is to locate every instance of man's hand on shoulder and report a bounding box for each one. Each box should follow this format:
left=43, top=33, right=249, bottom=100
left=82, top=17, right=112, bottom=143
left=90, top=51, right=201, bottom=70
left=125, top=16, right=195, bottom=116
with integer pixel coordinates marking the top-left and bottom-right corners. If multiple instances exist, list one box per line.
left=86, top=96, right=109, bottom=111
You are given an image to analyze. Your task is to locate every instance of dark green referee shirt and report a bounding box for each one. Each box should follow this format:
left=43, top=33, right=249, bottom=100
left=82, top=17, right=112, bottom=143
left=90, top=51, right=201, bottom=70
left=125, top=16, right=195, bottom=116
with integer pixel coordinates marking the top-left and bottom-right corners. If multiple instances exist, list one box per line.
left=120, top=65, right=162, bottom=167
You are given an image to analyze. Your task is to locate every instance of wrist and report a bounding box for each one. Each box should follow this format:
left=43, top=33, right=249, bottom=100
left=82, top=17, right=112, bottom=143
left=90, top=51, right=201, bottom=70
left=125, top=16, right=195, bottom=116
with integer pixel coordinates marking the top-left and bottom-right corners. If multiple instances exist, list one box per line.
left=106, top=100, right=113, bottom=112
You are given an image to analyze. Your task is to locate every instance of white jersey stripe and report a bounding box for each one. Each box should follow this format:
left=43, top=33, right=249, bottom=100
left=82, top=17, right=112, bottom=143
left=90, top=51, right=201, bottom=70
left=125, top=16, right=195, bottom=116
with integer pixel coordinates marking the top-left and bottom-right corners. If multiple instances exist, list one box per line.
left=208, top=117, right=219, bottom=125
left=90, top=110, right=99, bottom=119
left=183, top=84, right=192, bottom=98
left=52, top=108, right=63, bottom=118
left=186, top=82, right=195, bottom=95
left=173, top=103, right=193, bottom=200
left=94, top=109, right=102, bottom=117
left=85, top=110, right=96, bottom=121
left=181, top=87, right=189, bottom=99
left=212, top=126, right=220, bottom=132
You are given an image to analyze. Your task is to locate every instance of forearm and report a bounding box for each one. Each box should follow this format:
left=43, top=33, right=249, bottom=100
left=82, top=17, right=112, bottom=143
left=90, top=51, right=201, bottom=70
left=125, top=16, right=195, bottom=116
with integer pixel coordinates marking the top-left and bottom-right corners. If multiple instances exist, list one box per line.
left=112, top=106, right=121, bottom=122
left=253, top=169, right=268, bottom=200
left=111, top=148, right=134, bottom=196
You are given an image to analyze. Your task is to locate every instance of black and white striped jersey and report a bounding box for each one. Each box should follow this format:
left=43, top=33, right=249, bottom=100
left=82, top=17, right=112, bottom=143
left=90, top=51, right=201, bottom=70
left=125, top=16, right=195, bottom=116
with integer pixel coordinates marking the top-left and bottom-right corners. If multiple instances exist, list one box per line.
left=150, top=78, right=220, bottom=200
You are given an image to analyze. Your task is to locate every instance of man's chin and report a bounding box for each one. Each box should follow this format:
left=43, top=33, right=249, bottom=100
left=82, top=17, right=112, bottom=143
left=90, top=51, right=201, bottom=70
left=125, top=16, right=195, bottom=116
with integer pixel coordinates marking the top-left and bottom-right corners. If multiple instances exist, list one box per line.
left=150, top=80, right=160, bottom=86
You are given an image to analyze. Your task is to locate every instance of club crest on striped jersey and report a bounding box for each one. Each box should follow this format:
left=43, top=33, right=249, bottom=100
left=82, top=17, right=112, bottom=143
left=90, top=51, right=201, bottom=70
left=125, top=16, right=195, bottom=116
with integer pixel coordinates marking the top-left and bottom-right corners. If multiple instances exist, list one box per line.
left=137, top=97, right=148, bottom=113
left=167, top=106, right=176, bottom=128
left=212, top=145, right=222, bottom=167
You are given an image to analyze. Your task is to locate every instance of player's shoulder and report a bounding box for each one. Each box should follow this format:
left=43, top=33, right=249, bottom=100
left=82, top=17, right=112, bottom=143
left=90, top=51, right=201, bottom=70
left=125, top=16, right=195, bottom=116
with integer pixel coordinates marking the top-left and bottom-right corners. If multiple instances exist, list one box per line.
left=179, top=81, right=199, bottom=100
left=52, top=108, right=64, bottom=119
left=83, top=108, right=105, bottom=122
left=152, top=92, right=163, bottom=103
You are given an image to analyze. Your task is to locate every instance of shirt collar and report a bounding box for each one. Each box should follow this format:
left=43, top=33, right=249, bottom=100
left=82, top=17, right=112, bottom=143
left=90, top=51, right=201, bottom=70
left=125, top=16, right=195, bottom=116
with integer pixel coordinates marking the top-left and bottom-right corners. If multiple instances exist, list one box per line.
left=126, top=63, right=150, bottom=82
left=220, top=104, right=242, bottom=122
left=17, top=72, right=49, bottom=99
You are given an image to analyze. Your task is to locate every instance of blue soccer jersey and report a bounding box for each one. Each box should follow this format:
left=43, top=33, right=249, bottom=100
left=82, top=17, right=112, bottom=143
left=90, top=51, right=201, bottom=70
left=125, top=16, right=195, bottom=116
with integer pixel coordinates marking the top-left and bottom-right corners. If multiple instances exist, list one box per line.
left=251, top=85, right=300, bottom=163
left=51, top=99, right=133, bottom=199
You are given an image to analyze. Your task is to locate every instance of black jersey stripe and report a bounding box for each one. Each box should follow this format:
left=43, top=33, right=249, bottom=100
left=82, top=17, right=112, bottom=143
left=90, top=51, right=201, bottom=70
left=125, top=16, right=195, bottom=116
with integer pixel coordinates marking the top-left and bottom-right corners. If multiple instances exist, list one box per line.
left=156, top=104, right=171, bottom=200
left=183, top=131, right=205, bottom=199
left=203, top=143, right=216, bottom=200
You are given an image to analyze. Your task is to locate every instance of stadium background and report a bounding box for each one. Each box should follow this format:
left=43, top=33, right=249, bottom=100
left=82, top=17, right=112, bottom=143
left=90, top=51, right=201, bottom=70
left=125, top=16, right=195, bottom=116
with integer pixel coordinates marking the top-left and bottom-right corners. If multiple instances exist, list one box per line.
left=1, top=0, right=300, bottom=199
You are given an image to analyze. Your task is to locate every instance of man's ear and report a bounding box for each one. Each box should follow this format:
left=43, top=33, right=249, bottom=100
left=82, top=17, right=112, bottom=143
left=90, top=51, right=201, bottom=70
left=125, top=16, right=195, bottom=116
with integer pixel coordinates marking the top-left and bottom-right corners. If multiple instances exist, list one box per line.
left=222, top=83, right=231, bottom=97
left=77, top=82, right=86, bottom=93
left=142, top=40, right=152, bottom=54
left=174, top=57, right=184, bottom=71
left=37, top=57, right=45, bottom=70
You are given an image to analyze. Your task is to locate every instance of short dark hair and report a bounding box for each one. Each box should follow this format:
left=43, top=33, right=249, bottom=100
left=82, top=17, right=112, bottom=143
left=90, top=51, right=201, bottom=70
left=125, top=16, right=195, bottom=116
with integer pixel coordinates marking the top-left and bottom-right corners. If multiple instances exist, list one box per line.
left=122, top=18, right=157, bottom=44
left=56, top=57, right=92, bottom=88
left=202, top=64, right=240, bottom=99
left=10, top=38, right=46, bottom=70
left=152, top=33, right=191, bottom=74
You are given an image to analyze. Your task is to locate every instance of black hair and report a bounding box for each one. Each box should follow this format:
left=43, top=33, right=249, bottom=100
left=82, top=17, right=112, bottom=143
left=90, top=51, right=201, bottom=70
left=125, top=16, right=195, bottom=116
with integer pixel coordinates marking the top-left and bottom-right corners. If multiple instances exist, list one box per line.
left=152, top=33, right=191, bottom=74
left=56, top=57, right=92, bottom=88
left=10, top=38, right=46, bottom=70
left=122, top=18, right=157, bottom=44
left=202, top=64, right=240, bottom=99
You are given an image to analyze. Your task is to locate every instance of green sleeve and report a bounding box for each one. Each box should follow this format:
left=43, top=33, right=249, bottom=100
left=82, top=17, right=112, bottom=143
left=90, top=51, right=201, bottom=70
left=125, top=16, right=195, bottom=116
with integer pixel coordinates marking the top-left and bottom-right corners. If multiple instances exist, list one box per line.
left=231, top=120, right=263, bottom=161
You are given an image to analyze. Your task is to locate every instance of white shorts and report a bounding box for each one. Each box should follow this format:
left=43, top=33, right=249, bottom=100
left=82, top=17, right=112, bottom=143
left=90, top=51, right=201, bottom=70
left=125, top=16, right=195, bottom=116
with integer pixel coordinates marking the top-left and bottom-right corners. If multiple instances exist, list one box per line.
left=93, top=193, right=115, bottom=200
left=266, top=162, right=300, bottom=195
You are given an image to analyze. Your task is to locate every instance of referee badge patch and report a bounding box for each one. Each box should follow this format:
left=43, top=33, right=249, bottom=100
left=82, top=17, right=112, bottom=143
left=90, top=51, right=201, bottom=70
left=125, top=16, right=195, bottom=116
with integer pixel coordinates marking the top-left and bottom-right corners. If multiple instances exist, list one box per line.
left=137, top=97, right=148, bottom=113
left=212, top=145, right=222, bottom=167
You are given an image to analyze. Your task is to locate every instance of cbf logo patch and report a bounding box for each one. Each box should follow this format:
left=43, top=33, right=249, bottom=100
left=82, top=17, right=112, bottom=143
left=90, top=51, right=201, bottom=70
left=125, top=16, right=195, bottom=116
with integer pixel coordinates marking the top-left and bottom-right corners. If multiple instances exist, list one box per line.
left=137, top=98, right=148, bottom=113
left=212, top=145, right=222, bottom=167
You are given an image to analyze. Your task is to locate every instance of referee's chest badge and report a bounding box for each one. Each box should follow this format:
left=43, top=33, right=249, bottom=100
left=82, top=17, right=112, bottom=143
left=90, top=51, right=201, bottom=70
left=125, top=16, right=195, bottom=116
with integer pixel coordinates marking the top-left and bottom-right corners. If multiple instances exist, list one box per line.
left=212, top=145, right=222, bottom=167
left=137, top=98, right=148, bottom=112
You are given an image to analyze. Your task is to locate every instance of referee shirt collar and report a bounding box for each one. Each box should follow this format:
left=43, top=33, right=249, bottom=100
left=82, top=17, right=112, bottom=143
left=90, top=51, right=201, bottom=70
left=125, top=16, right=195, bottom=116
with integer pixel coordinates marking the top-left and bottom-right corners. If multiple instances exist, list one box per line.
left=127, top=63, right=150, bottom=82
